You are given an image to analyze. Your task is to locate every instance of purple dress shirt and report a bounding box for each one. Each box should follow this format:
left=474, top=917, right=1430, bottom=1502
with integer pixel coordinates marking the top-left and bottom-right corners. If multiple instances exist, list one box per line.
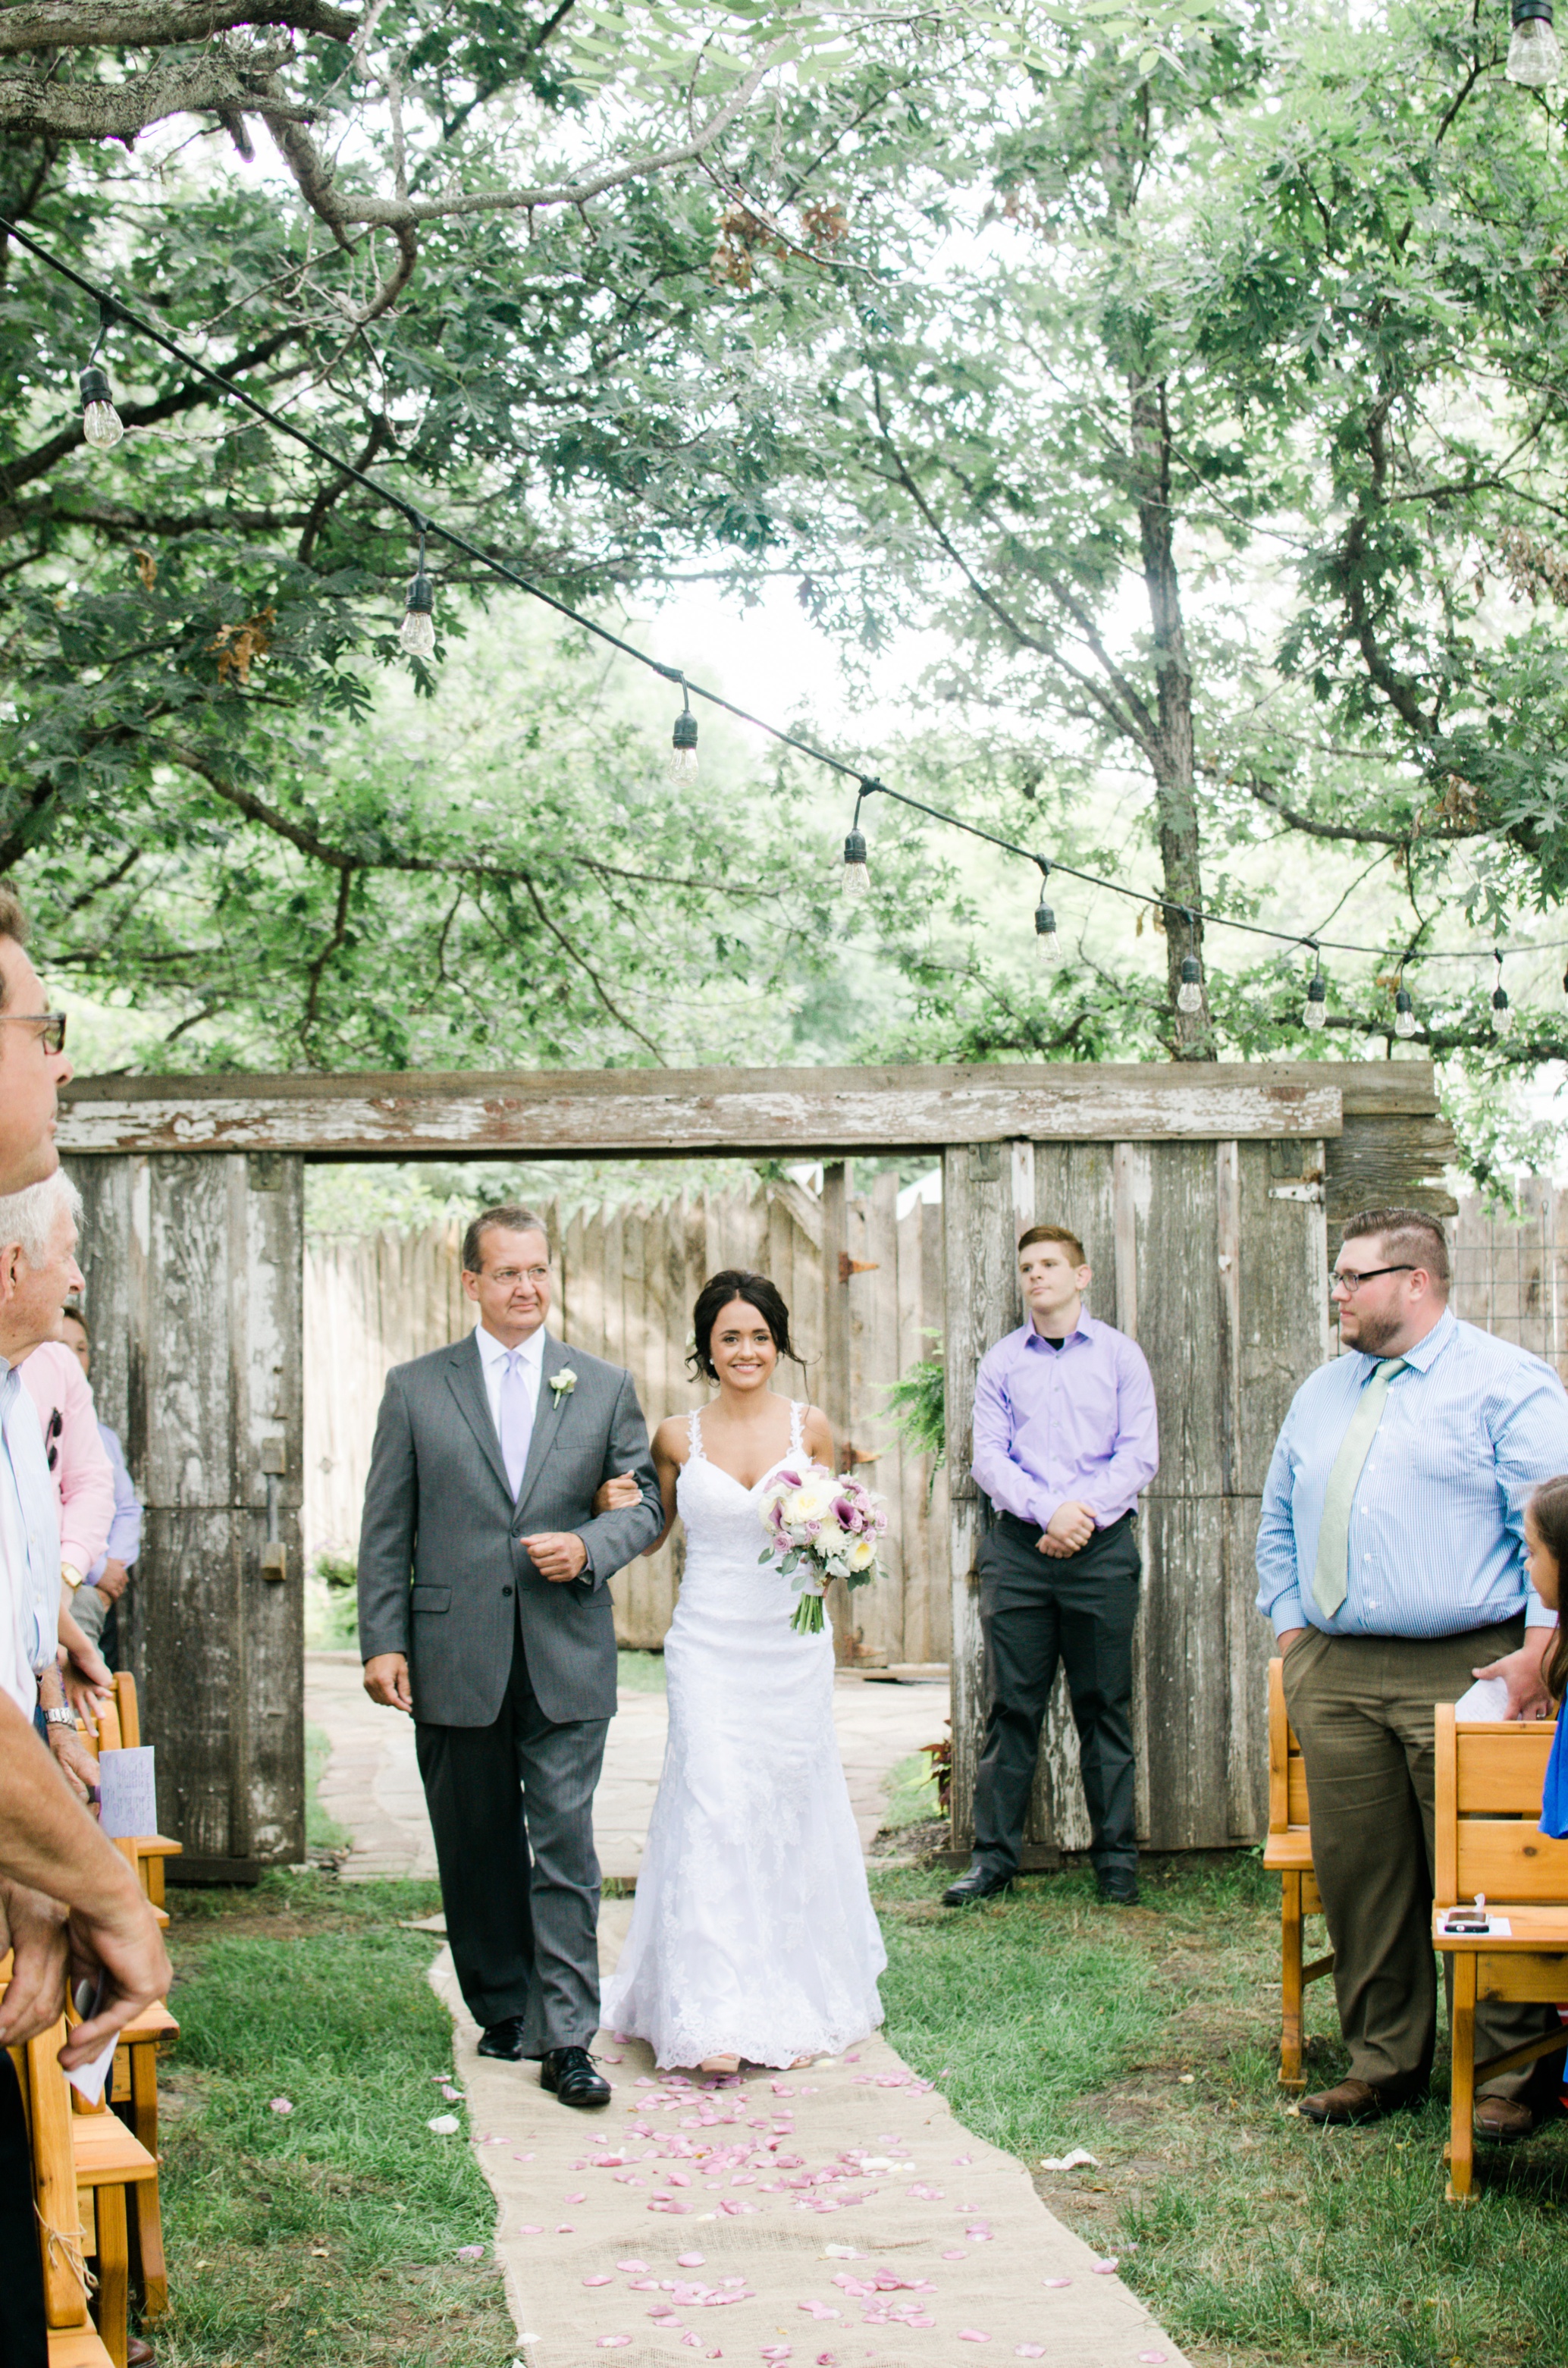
left=971, top=1311, right=1159, bottom=1532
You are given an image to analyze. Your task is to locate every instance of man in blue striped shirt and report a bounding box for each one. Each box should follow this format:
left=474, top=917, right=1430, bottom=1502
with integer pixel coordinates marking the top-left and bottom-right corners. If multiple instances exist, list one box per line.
left=1257, top=1205, right=1568, bottom=2138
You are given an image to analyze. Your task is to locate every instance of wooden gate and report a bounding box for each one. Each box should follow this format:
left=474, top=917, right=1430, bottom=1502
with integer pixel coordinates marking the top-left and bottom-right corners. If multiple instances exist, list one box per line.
left=58, top=1057, right=1449, bottom=1873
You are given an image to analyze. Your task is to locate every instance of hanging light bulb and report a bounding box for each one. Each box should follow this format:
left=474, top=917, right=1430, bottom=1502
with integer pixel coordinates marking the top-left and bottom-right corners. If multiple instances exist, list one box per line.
left=1035, top=896, right=1062, bottom=966
left=1303, top=968, right=1328, bottom=1030
left=1492, top=952, right=1516, bottom=1037
left=1394, top=986, right=1418, bottom=1040
left=78, top=359, right=124, bottom=450
left=669, top=690, right=698, bottom=784
left=1509, top=0, right=1562, bottom=85
left=1177, top=954, right=1204, bottom=1015
left=842, top=827, right=870, bottom=896
left=399, top=522, right=436, bottom=658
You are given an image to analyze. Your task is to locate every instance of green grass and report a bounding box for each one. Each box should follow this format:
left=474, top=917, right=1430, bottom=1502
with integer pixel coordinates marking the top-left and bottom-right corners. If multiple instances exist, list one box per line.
left=872, top=1853, right=1568, bottom=2368
left=305, top=1720, right=351, bottom=1853
left=881, top=1748, right=941, bottom=1830
left=616, top=1647, right=666, bottom=1690
left=155, top=1872, right=513, bottom=2366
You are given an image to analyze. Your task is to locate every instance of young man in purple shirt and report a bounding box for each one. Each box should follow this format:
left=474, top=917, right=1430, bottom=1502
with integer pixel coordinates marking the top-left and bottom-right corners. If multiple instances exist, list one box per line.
left=944, top=1223, right=1159, bottom=1908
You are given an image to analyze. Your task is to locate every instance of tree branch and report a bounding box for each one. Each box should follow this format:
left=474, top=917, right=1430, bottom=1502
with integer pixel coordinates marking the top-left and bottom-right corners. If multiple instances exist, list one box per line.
left=0, top=53, right=315, bottom=144
left=0, top=0, right=359, bottom=55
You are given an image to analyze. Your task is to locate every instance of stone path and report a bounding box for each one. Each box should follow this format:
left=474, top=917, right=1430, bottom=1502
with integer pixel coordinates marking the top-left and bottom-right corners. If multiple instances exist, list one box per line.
left=306, top=1652, right=946, bottom=1883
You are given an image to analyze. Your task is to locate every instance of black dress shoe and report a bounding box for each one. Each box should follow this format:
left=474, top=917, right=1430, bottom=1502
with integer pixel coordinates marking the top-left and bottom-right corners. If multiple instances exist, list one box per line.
left=477, top=2016, right=528, bottom=2060
left=541, top=2045, right=612, bottom=2108
left=1096, top=1867, right=1140, bottom=1905
left=941, top=1864, right=1014, bottom=1906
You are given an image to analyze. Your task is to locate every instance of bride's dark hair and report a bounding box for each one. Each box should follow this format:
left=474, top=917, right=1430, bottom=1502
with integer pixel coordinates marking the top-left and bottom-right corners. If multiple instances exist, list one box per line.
left=688, top=1270, right=800, bottom=1382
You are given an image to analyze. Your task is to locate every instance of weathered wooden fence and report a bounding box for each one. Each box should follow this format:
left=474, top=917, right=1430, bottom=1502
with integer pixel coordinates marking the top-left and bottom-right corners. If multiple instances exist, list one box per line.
left=304, top=1174, right=951, bottom=1664
left=1449, top=1180, right=1568, bottom=1379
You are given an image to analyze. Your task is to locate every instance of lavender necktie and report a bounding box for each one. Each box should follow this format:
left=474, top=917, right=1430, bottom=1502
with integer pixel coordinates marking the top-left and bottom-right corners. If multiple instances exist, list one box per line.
left=499, top=1349, right=534, bottom=1499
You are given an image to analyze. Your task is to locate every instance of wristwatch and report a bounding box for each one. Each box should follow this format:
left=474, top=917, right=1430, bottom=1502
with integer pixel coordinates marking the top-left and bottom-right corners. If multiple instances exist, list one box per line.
left=44, top=1706, right=77, bottom=1730
left=61, top=1561, right=84, bottom=1592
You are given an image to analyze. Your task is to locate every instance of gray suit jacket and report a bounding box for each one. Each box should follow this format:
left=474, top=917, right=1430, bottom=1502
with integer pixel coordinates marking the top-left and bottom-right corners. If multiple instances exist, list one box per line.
left=356, top=1329, right=662, bottom=1726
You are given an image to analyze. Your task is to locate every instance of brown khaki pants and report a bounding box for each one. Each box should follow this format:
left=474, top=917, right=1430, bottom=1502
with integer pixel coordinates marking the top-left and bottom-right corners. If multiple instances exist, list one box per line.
left=1283, top=1620, right=1563, bottom=2100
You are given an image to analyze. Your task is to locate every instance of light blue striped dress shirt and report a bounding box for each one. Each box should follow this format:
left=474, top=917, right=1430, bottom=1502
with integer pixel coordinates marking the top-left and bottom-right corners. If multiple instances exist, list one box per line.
left=1256, top=1308, right=1568, bottom=1639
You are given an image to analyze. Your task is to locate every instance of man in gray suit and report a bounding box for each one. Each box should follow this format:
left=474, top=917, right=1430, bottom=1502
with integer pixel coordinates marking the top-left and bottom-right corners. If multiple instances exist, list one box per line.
left=358, top=1205, right=661, bottom=2108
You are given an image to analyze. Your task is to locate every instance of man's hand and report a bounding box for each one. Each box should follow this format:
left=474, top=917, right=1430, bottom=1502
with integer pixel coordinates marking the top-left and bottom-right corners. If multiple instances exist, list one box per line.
left=49, top=1727, right=102, bottom=1809
left=1472, top=1627, right=1556, bottom=1722
left=58, top=1616, right=112, bottom=1721
left=522, top=1531, right=589, bottom=1583
left=0, top=1881, right=69, bottom=2047
left=363, top=1652, right=412, bottom=1711
left=62, top=1891, right=172, bottom=2069
left=1037, top=1501, right=1096, bottom=1559
left=94, top=1559, right=130, bottom=1604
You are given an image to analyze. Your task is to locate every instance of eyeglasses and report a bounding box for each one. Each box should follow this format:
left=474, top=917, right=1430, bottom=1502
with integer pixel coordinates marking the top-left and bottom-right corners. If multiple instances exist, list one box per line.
left=0, top=1011, right=66, bottom=1053
left=1329, top=1263, right=1415, bottom=1297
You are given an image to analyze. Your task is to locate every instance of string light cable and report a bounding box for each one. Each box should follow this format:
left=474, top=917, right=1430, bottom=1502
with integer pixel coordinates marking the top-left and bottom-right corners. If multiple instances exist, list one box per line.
left=8, top=213, right=1568, bottom=1011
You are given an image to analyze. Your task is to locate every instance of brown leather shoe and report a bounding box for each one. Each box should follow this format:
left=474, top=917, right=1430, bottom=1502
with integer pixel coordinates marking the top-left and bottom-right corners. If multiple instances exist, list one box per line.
left=1298, top=2076, right=1409, bottom=2125
left=127, top=2340, right=155, bottom=2366
left=1474, top=2094, right=1538, bottom=2143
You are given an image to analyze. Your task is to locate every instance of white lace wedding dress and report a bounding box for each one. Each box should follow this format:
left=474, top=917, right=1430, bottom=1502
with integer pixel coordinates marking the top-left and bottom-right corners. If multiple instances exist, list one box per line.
left=601, top=1402, right=886, bottom=2068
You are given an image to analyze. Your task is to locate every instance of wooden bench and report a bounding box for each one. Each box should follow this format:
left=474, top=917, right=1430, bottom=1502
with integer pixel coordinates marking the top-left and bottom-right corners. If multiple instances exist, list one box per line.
left=1432, top=1708, right=1568, bottom=2200
left=1262, top=1656, right=1334, bottom=2088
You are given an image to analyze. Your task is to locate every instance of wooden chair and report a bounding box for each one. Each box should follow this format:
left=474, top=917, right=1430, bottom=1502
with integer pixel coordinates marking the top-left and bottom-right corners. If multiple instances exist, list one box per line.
left=8, top=2015, right=149, bottom=2368
left=103, top=1673, right=183, bottom=1909
left=1262, top=1657, right=1334, bottom=2087
left=1432, top=1706, right=1568, bottom=2200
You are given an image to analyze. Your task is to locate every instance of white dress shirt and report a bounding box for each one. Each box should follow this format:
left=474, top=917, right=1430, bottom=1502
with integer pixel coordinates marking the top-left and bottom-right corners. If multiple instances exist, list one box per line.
left=475, top=1319, right=547, bottom=1445
left=0, top=1357, right=60, bottom=1717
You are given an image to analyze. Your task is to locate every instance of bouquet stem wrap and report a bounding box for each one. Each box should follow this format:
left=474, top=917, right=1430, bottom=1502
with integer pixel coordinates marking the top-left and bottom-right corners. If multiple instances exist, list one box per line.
left=757, top=1463, right=889, bottom=1637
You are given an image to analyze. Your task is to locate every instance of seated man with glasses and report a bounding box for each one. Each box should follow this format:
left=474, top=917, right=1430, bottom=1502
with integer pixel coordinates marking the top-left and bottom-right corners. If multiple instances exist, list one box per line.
left=1257, top=1205, right=1568, bottom=2139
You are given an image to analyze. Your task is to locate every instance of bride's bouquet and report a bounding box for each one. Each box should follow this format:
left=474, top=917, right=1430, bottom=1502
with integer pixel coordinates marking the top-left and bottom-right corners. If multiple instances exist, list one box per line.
left=757, top=1463, right=889, bottom=1634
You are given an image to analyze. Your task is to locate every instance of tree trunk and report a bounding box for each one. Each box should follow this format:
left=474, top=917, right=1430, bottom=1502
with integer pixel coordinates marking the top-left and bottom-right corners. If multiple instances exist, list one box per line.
left=1129, top=373, right=1212, bottom=1059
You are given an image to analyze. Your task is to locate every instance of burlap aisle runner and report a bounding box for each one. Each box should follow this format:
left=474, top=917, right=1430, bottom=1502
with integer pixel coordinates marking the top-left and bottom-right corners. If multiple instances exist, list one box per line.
left=431, top=1949, right=1188, bottom=2368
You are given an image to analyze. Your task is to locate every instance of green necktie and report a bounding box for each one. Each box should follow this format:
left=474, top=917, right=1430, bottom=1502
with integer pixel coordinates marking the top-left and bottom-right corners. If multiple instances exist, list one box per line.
left=1312, top=1357, right=1407, bottom=1620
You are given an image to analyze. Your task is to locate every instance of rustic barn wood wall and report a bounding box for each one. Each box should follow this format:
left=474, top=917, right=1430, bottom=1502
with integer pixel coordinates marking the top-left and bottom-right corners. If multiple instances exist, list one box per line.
left=304, top=1175, right=949, bottom=1663
left=67, top=1151, right=304, bottom=1883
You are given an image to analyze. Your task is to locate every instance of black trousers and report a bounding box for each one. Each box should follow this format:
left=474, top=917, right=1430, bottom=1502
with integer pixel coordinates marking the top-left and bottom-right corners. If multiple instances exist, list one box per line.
left=0, top=2052, right=46, bottom=2368
left=971, top=1510, right=1141, bottom=1876
left=415, top=1628, right=609, bottom=2054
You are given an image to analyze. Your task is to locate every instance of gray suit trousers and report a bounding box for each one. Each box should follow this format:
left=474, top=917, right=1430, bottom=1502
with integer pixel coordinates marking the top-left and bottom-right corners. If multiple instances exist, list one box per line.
left=416, top=1620, right=607, bottom=2050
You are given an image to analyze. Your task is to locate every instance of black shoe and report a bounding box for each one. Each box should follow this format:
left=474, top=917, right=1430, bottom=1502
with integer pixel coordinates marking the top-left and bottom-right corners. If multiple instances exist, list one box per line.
left=541, top=2045, right=612, bottom=2109
left=477, top=2016, right=528, bottom=2060
left=941, top=1864, right=1014, bottom=1906
left=1096, top=1867, right=1140, bottom=1905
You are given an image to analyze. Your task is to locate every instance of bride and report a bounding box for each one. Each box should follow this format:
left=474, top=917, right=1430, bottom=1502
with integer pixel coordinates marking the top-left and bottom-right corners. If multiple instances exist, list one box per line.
left=596, top=1268, right=886, bottom=2073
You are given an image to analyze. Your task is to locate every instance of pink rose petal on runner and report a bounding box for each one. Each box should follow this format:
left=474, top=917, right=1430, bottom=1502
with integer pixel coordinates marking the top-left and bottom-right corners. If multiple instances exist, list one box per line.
left=1043, top=2277, right=1071, bottom=2288
left=677, top=2252, right=705, bottom=2266
left=1015, top=2349, right=1046, bottom=2360
left=566, top=2192, right=586, bottom=2203
left=1091, top=2259, right=1119, bottom=2275
left=617, top=2260, right=648, bottom=2272
left=597, top=2341, right=632, bottom=2351
left=519, top=2225, right=543, bottom=2235
left=958, top=2333, right=992, bottom=2345
left=582, top=2275, right=612, bottom=2287
left=556, top=2224, right=575, bottom=2234
left=1137, top=2356, right=1168, bottom=2363
left=942, top=2248, right=966, bottom=2260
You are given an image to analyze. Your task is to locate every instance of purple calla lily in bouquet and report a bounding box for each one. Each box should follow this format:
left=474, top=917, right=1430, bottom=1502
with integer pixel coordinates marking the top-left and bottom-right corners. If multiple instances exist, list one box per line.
left=757, top=1462, right=889, bottom=1634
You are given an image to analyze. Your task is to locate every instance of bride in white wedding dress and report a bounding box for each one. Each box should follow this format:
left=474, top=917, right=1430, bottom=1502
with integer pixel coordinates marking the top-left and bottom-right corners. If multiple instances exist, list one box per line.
left=597, top=1269, right=886, bottom=2073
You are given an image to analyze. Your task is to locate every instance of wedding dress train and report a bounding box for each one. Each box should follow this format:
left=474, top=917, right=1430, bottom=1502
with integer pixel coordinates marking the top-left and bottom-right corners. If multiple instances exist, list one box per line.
left=601, top=1402, right=886, bottom=2068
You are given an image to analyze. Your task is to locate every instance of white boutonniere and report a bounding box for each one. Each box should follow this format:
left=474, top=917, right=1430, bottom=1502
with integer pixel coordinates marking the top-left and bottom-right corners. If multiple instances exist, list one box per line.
left=550, top=1368, right=578, bottom=1400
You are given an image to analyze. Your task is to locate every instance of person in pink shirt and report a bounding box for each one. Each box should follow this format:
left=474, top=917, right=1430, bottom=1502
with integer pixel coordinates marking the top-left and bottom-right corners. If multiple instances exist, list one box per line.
left=20, top=1335, right=116, bottom=1796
